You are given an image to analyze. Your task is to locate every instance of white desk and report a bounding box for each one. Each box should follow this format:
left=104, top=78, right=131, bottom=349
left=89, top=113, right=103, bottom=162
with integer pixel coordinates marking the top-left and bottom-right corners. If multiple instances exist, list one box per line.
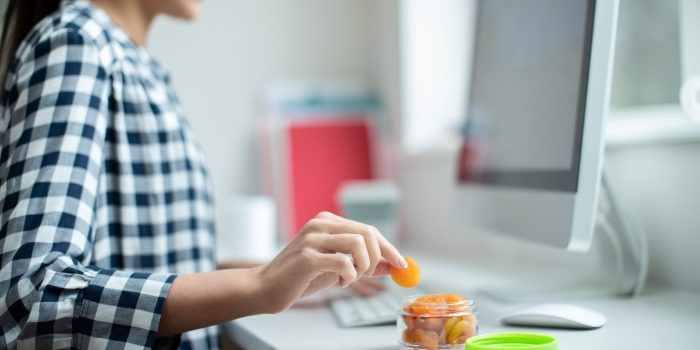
left=224, top=254, right=700, bottom=349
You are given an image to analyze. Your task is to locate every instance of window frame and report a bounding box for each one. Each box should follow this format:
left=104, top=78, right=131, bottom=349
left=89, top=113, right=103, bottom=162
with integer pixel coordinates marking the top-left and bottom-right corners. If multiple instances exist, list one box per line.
left=607, top=0, right=700, bottom=148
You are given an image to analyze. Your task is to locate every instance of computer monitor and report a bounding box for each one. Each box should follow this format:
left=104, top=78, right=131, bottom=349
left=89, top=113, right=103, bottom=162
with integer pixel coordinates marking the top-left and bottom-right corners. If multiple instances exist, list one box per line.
left=453, top=0, right=619, bottom=251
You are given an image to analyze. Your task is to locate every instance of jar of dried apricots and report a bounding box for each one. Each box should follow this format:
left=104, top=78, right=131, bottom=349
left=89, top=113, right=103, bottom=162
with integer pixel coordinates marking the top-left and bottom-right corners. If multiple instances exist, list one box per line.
left=398, top=294, right=477, bottom=350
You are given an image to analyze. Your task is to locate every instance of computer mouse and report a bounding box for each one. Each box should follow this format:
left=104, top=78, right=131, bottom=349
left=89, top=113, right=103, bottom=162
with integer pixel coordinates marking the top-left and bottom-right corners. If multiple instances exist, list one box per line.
left=500, top=303, right=606, bottom=330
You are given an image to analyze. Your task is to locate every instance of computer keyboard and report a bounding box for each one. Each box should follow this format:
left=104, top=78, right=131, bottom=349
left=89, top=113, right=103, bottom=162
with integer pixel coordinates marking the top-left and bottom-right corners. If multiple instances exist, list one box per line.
left=329, top=286, right=425, bottom=327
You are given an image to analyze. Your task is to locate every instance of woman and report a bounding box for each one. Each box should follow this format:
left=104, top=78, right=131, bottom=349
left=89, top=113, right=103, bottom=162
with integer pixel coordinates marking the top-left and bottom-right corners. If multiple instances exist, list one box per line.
left=0, top=0, right=407, bottom=348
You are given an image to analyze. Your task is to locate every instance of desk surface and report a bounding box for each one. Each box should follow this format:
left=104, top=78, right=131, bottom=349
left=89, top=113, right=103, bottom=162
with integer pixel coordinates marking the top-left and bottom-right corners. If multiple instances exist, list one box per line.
left=224, top=254, right=700, bottom=350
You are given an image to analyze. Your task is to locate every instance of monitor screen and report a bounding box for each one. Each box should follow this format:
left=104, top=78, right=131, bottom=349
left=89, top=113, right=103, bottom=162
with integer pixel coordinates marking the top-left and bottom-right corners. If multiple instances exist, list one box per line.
left=450, top=0, right=616, bottom=251
left=459, top=0, right=595, bottom=192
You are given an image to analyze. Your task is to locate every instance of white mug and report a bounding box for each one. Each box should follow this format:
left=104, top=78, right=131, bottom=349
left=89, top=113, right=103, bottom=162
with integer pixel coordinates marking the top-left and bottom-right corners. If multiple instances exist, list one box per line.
left=217, top=195, right=278, bottom=262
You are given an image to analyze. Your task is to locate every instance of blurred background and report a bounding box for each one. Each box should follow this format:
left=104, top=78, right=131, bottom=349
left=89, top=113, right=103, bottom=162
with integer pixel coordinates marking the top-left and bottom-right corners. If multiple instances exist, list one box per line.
left=1, top=0, right=697, bottom=293
left=145, top=0, right=698, bottom=295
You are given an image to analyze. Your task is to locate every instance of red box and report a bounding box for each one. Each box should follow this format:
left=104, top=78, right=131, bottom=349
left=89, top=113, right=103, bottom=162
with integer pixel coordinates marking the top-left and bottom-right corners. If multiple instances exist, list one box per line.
left=260, top=115, right=375, bottom=240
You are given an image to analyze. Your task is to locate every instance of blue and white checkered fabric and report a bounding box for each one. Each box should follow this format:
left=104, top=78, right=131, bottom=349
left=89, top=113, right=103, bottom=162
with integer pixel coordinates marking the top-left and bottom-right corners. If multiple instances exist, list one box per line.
left=0, top=1, right=218, bottom=348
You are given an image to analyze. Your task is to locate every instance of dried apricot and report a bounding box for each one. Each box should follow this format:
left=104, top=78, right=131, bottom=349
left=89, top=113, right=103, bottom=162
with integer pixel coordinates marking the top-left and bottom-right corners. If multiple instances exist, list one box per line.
left=389, top=256, right=421, bottom=288
left=464, top=321, right=477, bottom=339
left=446, top=320, right=466, bottom=345
left=403, top=315, right=416, bottom=330
left=402, top=328, right=414, bottom=343
left=413, top=316, right=444, bottom=333
left=411, top=328, right=440, bottom=350
left=439, top=317, right=461, bottom=344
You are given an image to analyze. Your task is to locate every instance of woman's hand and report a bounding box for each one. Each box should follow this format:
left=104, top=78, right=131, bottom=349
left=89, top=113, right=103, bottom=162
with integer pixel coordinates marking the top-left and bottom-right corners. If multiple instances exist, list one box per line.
left=252, top=211, right=406, bottom=314
left=157, top=211, right=404, bottom=336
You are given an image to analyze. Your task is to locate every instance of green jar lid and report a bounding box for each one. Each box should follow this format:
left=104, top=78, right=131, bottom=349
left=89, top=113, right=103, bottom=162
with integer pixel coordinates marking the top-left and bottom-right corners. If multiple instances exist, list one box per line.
left=466, top=333, right=558, bottom=350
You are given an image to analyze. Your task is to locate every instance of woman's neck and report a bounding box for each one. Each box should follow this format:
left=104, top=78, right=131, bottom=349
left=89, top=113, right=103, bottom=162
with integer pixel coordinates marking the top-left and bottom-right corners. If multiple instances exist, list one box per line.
left=90, top=0, right=156, bottom=46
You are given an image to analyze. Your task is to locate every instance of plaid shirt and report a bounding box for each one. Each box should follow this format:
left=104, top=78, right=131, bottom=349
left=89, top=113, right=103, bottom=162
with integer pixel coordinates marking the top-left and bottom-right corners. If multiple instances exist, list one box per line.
left=0, top=1, right=218, bottom=348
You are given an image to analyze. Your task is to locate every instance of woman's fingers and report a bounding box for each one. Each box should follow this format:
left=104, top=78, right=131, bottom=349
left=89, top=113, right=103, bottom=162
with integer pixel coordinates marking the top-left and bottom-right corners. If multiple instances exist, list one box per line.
left=310, top=233, right=371, bottom=277
left=304, top=212, right=406, bottom=270
left=354, top=225, right=382, bottom=277
left=375, top=230, right=407, bottom=269
left=314, top=251, right=357, bottom=288
left=260, top=211, right=405, bottom=313
left=371, top=258, right=391, bottom=277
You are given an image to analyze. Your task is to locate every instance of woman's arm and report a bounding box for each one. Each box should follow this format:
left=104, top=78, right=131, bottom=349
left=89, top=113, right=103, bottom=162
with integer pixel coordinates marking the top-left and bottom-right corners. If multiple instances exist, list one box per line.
left=157, top=211, right=405, bottom=336
left=216, top=260, right=262, bottom=269
left=156, top=268, right=264, bottom=336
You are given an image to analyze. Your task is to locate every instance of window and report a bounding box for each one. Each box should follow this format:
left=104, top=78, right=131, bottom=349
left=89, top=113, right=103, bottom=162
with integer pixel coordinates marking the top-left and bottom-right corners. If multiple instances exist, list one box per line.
left=399, top=0, right=473, bottom=153
left=610, top=0, right=681, bottom=109
left=606, top=0, right=700, bottom=147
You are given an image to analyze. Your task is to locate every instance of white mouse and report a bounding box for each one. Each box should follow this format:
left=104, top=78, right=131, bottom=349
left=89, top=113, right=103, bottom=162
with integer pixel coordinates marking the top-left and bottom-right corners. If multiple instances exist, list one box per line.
left=501, top=303, right=606, bottom=330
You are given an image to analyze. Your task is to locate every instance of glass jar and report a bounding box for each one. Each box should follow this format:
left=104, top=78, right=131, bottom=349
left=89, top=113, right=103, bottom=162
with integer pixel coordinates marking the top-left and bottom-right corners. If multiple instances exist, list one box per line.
left=398, top=294, right=478, bottom=350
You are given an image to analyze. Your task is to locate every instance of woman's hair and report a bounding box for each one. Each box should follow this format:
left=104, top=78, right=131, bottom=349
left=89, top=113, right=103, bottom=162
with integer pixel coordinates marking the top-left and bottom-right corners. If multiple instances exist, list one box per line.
left=0, top=0, right=60, bottom=88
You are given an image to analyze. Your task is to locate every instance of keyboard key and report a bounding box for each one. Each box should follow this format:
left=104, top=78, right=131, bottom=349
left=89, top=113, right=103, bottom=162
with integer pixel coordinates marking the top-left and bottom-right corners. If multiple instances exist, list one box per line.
left=329, top=286, right=426, bottom=327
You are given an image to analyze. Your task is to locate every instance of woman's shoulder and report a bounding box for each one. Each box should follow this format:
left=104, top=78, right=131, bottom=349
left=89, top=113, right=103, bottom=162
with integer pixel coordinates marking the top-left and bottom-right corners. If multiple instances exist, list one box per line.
left=14, top=1, right=130, bottom=70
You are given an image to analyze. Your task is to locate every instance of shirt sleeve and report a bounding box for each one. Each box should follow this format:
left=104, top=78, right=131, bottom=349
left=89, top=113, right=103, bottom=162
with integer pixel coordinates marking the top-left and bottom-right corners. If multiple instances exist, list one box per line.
left=0, top=29, right=179, bottom=349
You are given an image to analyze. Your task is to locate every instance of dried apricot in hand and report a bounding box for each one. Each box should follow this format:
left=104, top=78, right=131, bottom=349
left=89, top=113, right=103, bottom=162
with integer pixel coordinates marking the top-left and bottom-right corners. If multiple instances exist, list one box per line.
left=389, top=256, right=421, bottom=288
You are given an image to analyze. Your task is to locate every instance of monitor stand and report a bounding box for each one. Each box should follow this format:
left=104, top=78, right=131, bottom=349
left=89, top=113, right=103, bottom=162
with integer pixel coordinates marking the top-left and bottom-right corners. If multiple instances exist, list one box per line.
left=596, top=171, right=649, bottom=297
left=479, top=172, right=649, bottom=303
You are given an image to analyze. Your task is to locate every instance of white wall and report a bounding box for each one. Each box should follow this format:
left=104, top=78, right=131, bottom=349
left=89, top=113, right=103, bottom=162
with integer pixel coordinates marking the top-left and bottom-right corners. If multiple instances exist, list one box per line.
left=606, top=142, right=700, bottom=292
left=147, top=0, right=373, bottom=235
left=399, top=0, right=474, bottom=152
